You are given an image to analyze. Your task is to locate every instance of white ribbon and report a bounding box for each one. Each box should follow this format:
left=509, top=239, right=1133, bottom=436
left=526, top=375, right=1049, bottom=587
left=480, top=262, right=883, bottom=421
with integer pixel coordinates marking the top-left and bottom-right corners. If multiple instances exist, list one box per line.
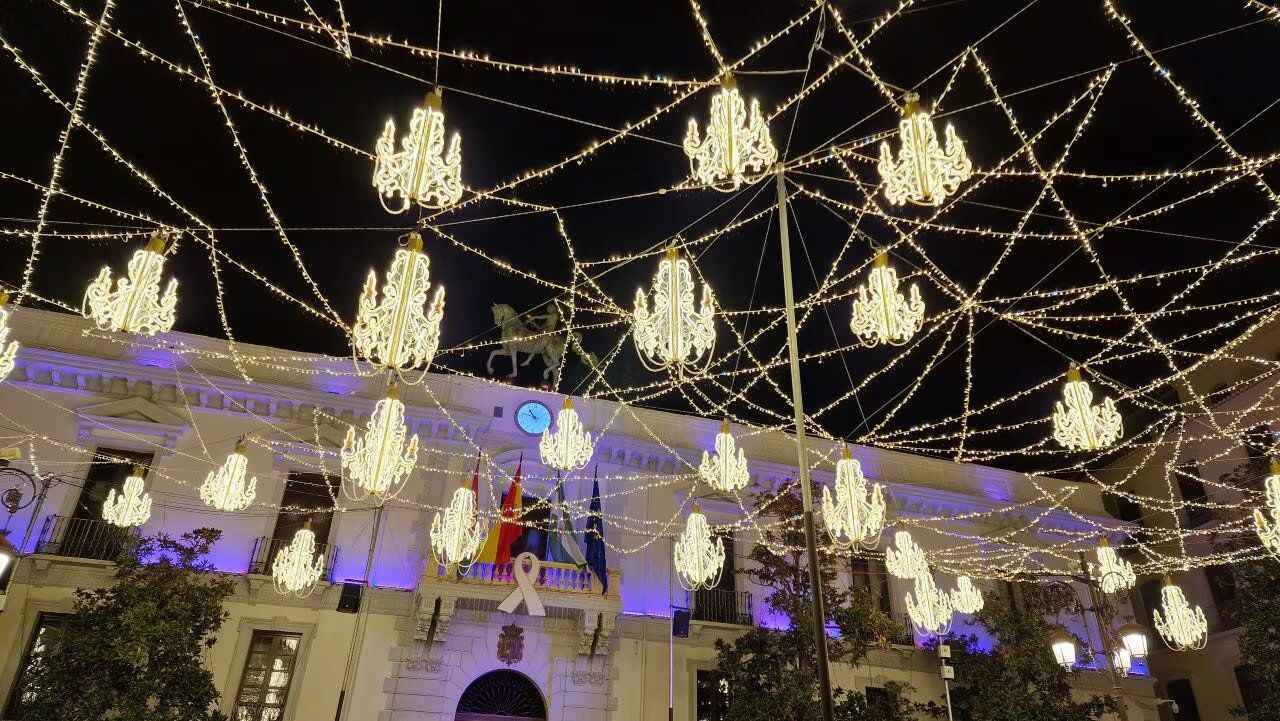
left=498, top=552, right=546, bottom=617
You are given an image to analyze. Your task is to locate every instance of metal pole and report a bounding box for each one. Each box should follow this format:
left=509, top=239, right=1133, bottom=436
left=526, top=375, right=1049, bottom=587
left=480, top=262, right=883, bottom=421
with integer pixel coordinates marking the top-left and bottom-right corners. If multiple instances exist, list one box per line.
left=943, top=679, right=954, bottom=721
left=336, top=503, right=386, bottom=721
left=669, top=537, right=675, bottom=721
left=775, top=168, right=836, bottom=721
left=1078, top=552, right=1130, bottom=721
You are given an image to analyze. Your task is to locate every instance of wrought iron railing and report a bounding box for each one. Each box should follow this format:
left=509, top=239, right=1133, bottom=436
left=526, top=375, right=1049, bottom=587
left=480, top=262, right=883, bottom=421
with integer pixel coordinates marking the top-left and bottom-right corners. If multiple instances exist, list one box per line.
left=34, top=514, right=136, bottom=561
left=690, top=589, right=753, bottom=626
left=427, top=558, right=620, bottom=597
left=247, top=536, right=338, bottom=580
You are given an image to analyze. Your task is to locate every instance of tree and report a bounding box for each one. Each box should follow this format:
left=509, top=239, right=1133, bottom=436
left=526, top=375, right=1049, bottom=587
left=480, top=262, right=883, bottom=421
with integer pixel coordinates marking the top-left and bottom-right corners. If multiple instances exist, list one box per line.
left=17, top=528, right=235, bottom=721
left=712, top=484, right=913, bottom=721
left=1227, top=556, right=1280, bottom=718
left=922, top=584, right=1115, bottom=721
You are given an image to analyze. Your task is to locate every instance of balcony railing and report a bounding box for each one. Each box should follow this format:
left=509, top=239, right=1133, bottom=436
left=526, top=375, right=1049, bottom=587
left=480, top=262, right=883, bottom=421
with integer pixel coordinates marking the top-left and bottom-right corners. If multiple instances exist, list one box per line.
left=247, top=537, right=338, bottom=581
left=426, top=558, right=620, bottom=598
left=690, top=589, right=753, bottom=626
left=35, top=515, right=136, bottom=561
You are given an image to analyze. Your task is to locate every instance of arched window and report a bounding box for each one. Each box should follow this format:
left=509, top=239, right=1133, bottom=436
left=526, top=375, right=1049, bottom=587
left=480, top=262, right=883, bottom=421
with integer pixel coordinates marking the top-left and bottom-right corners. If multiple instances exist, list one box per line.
left=456, top=670, right=546, bottom=720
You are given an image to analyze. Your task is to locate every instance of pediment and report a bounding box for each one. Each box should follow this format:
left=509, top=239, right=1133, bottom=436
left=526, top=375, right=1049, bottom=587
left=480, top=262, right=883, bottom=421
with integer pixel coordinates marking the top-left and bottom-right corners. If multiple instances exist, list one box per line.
left=77, top=397, right=188, bottom=426
left=75, top=397, right=189, bottom=452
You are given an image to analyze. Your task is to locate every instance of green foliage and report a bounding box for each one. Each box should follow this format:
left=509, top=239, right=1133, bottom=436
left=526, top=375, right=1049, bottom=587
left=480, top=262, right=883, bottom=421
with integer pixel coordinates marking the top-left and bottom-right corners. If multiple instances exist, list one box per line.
left=1229, top=557, right=1280, bottom=719
left=17, top=528, right=235, bottom=721
left=712, top=485, right=914, bottom=721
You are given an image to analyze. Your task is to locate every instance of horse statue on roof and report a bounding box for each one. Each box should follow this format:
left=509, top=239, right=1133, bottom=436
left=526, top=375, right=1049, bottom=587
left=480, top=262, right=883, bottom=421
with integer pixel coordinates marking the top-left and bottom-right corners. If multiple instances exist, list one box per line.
left=487, top=303, right=599, bottom=381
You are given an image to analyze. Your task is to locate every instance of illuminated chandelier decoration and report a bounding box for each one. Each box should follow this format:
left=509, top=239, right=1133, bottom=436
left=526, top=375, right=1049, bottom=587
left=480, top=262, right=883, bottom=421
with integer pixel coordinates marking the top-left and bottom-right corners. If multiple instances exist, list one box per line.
left=1252, top=460, right=1280, bottom=560
left=633, top=245, right=716, bottom=373
left=1091, top=538, right=1136, bottom=594
left=0, top=292, right=19, bottom=383
left=950, top=575, right=985, bottom=615
left=885, top=529, right=929, bottom=580
left=673, top=503, right=725, bottom=591
left=431, top=486, right=484, bottom=570
left=352, top=233, right=446, bottom=379
left=272, top=527, right=326, bottom=597
left=82, top=231, right=178, bottom=336
left=683, top=74, right=777, bottom=192
left=102, top=466, right=152, bottom=528
left=905, top=572, right=954, bottom=637
left=1152, top=578, right=1208, bottom=651
left=341, top=386, right=420, bottom=502
left=373, top=88, right=463, bottom=212
left=849, top=253, right=925, bottom=347
left=199, top=441, right=258, bottom=512
left=539, top=397, right=594, bottom=471
left=821, top=446, right=886, bottom=550
left=878, top=92, right=972, bottom=206
left=698, top=420, right=750, bottom=493
left=1052, top=365, right=1123, bottom=451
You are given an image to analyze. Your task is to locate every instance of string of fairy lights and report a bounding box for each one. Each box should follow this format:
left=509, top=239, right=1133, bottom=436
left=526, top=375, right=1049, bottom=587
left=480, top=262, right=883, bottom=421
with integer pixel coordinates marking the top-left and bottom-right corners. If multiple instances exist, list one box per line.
left=1, top=0, right=1278, bottom=658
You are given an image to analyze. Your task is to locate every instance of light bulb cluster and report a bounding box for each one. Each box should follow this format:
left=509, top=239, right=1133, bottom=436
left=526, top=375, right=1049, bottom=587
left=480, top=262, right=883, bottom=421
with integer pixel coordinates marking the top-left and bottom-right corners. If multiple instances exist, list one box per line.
left=102, top=466, right=152, bottom=528
left=905, top=571, right=953, bottom=637
left=1091, top=538, right=1136, bottom=594
left=950, top=575, right=984, bottom=614
left=885, top=529, right=929, bottom=579
left=352, top=233, right=446, bottom=377
left=1052, top=366, right=1123, bottom=451
left=373, top=88, right=462, bottom=212
left=821, top=447, right=886, bottom=550
left=698, top=420, right=750, bottom=493
left=539, top=397, right=594, bottom=472
left=878, top=92, right=973, bottom=206
left=431, top=486, right=484, bottom=569
left=674, top=503, right=725, bottom=591
left=272, top=527, right=325, bottom=597
left=849, top=253, right=925, bottom=347
left=1152, top=578, right=1208, bottom=651
left=633, top=245, right=716, bottom=373
left=341, top=386, right=420, bottom=502
left=199, top=441, right=257, bottom=512
left=82, top=232, right=178, bottom=336
left=684, top=75, right=777, bottom=192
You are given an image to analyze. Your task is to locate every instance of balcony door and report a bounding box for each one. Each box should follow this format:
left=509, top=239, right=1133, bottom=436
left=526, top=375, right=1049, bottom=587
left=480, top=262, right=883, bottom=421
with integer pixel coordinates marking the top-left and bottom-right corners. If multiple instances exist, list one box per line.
left=74, top=447, right=154, bottom=520
left=271, top=472, right=339, bottom=545
left=693, top=533, right=738, bottom=623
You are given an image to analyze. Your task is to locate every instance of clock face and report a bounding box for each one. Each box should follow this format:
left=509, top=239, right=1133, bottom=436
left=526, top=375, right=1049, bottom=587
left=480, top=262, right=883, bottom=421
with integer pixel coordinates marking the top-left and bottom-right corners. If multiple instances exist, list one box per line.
left=515, top=400, right=553, bottom=436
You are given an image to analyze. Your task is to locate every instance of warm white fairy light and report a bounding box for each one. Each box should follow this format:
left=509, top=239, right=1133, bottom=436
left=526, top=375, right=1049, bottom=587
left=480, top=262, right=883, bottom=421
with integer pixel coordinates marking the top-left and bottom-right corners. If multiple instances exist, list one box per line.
left=374, top=88, right=462, bottom=212
left=673, top=503, right=725, bottom=591
left=683, top=75, right=777, bottom=192
left=698, top=419, right=750, bottom=493
left=1152, top=578, right=1208, bottom=651
left=82, top=231, right=178, bottom=336
left=0, top=292, right=19, bottom=382
left=102, top=466, right=151, bottom=528
left=199, top=440, right=257, bottom=512
left=1253, top=460, right=1280, bottom=560
left=849, top=253, right=925, bottom=347
left=950, top=575, right=984, bottom=614
left=272, top=527, right=325, bottom=597
left=540, top=397, right=594, bottom=471
left=340, top=386, right=420, bottom=501
left=1052, top=365, right=1123, bottom=451
left=352, top=232, right=446, bottom=377
left=431, top=486, right=483, bottom=570
left=633, top=245, right=716, bottom=373
left=906, top=571, right=953, bottom=636
left=1091, top=538, right=1136, bottom=593
left=885, top=529, right=929, bottom=579
left=821, top=446, right=886, bottom=550
left=878, top=91, right=972, bottom=206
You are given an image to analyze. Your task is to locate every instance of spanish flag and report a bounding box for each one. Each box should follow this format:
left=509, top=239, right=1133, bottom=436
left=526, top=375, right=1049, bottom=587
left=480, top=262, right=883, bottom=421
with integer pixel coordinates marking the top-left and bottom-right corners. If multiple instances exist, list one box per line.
left=475, top=457, right=524, bottom=566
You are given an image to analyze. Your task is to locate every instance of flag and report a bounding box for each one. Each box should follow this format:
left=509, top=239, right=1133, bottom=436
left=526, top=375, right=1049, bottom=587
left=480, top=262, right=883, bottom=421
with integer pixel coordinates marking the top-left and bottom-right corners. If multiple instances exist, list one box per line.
left=583, top=469, right=608, bottom=594
left=545, top=475, right=587, bottom=568
left=476, top=456, right=524, bottom=567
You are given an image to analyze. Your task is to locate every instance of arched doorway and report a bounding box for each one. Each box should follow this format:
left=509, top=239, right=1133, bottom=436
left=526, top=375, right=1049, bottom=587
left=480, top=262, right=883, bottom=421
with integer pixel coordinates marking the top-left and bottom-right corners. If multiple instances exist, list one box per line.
left=456, top=670, right=547, bottom=721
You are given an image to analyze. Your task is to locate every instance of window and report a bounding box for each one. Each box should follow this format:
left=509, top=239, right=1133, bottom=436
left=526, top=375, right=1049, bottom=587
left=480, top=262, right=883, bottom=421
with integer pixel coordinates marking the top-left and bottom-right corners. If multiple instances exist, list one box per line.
left=4, top=612, right=74, bottom=717
left=695, top=669, right=730, bottom=721
left=693, top=534, right=743, bottom=624
left=232, top=631, right=302, bottom=721
left=74, top=447, right=154, bottom=520
left=1165, top=678, right=1201, bottom=721
left=865, top=686, right=893, bottom=716
left=1204, top=565, right=1237, bottom=628
left=1177, top=461, right=1212, bottom=527
left=1138, top=580, right=1164, bottom=630
left=851, top=555, right=893, bottom=616
left=272, top=472, right=339, bottom=545
left=1235, top=665, right=1264, bottom=716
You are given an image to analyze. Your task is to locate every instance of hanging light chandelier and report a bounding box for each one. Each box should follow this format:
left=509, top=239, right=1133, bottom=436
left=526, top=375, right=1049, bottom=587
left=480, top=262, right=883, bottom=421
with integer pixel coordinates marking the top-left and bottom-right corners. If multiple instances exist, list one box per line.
left=698, top=420, right=750, bottom=493
left=950, top=575, right=985, bottom=614
left=683, top=74, right=777, bottom=192
left=1253, top=460, right=1280, bottom=559
left=199, top=441, right=258, bottom=512
left=821, top=447, right=886, bottom=550
left=0, top=292, right=19, bottom=383
left=633, top=245, right=716, bottom=373
left=878, top=91, right=972, bottom=206
left=540, top=397, right=594, bottom=471
left=352, top=233, right=446, bottom=378
left=373, top=88, right=463, bottom=212
left=82, top=231, right=178, bottom=336
left=885, top=529, right=929, bottom=580
left=102, top=466, right=151, bottom=528
left=431, top=486, right=484, bottom=570
left=1052, top=365, right=1123, bottom=451
left=341, top=386, right=420, bottom=502
left=1152, top=577, right=1208, bottom=651
left=272, top=527, right=326, bottom=597
left=673, top=503, right=725, bottom=591
left=849, top=253, right=925, bottom=347
left=905, top=572, right=954, bottom=637
left=1091, top=537, right=1136, bottom=594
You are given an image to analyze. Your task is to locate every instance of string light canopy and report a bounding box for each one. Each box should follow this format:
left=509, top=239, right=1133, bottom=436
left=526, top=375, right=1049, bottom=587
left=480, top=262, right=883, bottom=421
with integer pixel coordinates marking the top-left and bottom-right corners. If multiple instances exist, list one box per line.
left=683, top=74, right=777, bottom=192
left=849, top=253, right=925, bottom=347
left=698, top=419, right=750, bottom=493
left=373, top=88, right=463, bottom=212
left=0, top=292, right=19, bottom=383
left=633, top=245, right=716, bottom=374
left=199, top=440, right=257, bottom=512
left=102, top=466, right=151, bottom=528
left=950, top=575, right=985, bottom=614
left=878, top=91, right=973, bottom=206
left=905, top=571, right=953, bottom=636
left=352, top=233, right=446, bottom=379
left=431, top=486, right=484, bottom=570
left=885, top=529, right=929, bottom=580
left=540, top=397, right=594, bottom=471
left=1152, top=577, right=1208, bottom=651
left=1091, top=537, right=1136, bottom=594
left=1052, top=365, right=1123, bottom=451
left=673, top=503, right=725, bottom=591
left=821, top=446, right=886, bottom=550
left=341, top=386, right=420, bottom=502
left=1253, top=460, right=1280, bottom=560
left=272, top=526, right=326, bottom=597
left=82, top=231, right=178, bottom=336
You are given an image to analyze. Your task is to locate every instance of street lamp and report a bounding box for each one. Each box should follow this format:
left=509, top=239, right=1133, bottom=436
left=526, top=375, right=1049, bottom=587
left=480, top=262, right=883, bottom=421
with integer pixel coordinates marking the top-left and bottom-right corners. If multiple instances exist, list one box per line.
left=1049, top=629, right=1078, bottom=669
left=1118, top=621, right=1149, bottom=660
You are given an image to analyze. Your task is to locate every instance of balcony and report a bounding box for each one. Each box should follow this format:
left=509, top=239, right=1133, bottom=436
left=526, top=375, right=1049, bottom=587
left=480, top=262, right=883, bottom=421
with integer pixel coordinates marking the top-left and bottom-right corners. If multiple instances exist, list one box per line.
left=425, top=558, right=619, bottom=599
left=35, top=515, right=137, bottom=561
left=690, top=589, right=753, bottom=626
left=247, top=537, right=339, bottom=581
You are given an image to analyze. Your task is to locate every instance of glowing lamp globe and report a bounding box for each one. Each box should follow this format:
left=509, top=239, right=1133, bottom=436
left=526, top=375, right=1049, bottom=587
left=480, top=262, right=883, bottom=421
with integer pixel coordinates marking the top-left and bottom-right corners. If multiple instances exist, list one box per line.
left=1049, top=629, right=1077, bottom=669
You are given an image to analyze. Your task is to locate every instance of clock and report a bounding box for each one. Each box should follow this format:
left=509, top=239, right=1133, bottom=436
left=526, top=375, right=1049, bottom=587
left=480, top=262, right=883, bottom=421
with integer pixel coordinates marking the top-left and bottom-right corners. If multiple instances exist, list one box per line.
left=515, top=400, right=553, bottom=436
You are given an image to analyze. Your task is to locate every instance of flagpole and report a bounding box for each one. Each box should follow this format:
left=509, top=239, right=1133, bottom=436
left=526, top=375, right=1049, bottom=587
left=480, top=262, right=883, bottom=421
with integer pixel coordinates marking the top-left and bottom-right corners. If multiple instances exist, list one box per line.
left=775, top=167, right=836, bottom=721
